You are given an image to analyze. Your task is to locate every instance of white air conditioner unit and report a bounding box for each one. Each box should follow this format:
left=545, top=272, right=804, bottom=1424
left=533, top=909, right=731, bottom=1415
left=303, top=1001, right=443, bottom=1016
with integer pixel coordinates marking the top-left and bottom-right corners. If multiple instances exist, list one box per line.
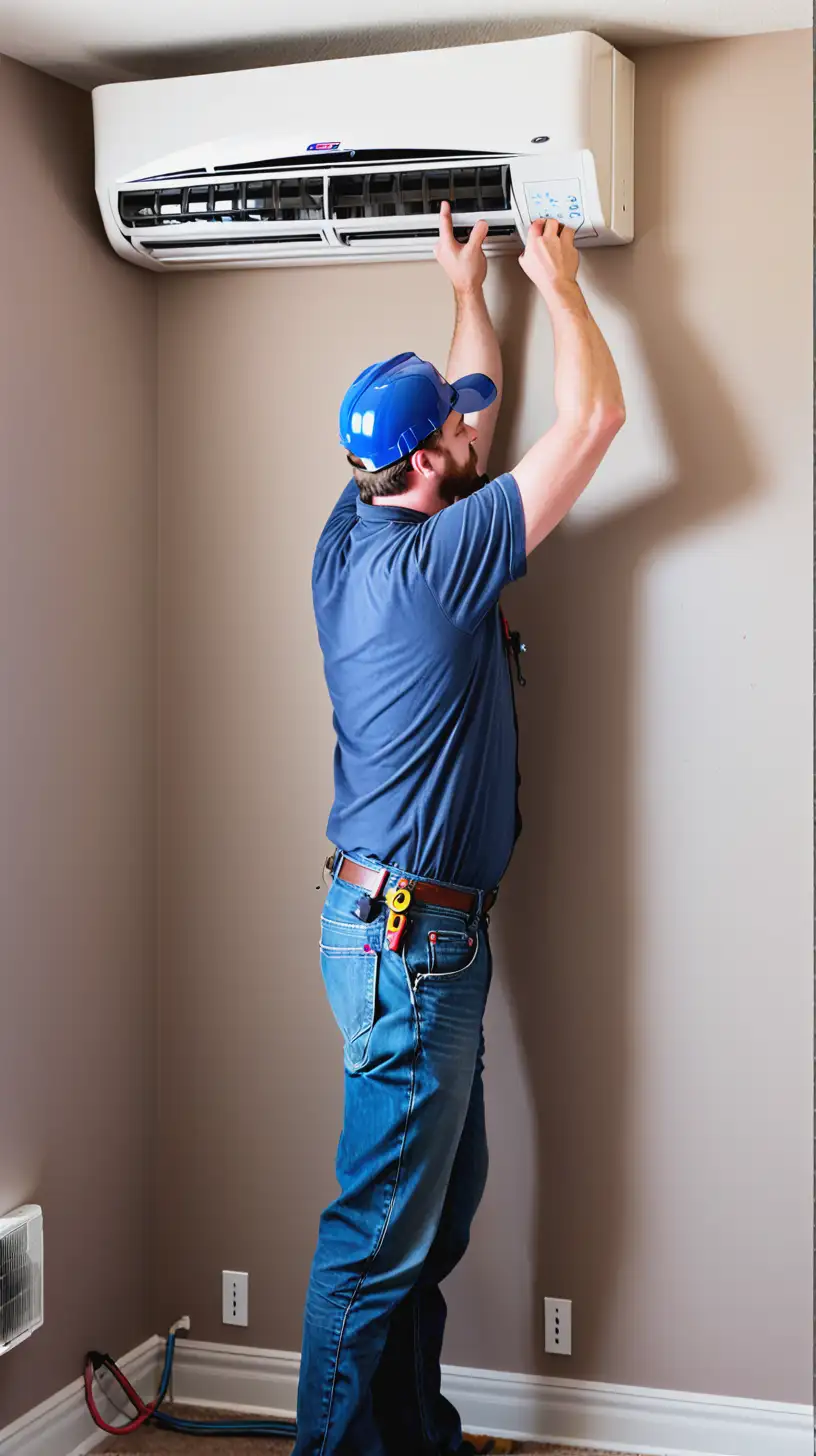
left=93, top=32, right=634, bottom=272
left=0, top=1205, right=44, bottom=1355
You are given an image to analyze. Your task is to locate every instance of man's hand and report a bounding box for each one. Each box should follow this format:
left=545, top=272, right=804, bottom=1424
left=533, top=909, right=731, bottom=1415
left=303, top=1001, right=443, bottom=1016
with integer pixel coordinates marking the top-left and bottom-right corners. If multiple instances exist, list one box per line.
left=519, top=217, right=580, bottom=302
left=434, top=200, right=489, bottom=295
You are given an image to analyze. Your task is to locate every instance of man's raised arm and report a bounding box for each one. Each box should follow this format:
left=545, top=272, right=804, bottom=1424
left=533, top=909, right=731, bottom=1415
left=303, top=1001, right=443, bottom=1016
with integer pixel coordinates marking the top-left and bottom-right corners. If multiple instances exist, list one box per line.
left=512, top=218, right=626, bottom=553
left=435, top=200, right=502, bottom=475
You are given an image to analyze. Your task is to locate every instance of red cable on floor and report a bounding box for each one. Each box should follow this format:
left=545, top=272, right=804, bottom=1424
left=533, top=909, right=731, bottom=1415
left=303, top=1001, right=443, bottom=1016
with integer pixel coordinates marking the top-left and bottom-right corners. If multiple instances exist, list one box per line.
left=84, top=1351, right=159, bottom=1435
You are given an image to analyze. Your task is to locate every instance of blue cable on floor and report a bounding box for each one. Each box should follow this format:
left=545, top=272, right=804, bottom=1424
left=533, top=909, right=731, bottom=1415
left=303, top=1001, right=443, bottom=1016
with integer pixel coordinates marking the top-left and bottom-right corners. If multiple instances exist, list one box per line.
left=153, top=1330, right=298, bottom=1436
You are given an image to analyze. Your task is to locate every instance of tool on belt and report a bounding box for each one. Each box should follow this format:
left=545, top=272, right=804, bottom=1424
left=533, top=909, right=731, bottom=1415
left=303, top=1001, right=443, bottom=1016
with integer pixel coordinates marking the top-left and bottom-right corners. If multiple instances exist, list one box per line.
left=382, top=881, right=412, bottom=951
left=501, top=609, right=527, bottom=687
left=325, top=854, right=496, bottom=945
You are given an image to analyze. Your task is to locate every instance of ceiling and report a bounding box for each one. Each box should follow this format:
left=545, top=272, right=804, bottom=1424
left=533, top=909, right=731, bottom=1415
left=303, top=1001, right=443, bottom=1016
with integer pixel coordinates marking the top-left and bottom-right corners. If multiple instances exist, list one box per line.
left=0, top=0, right=809, bottom=89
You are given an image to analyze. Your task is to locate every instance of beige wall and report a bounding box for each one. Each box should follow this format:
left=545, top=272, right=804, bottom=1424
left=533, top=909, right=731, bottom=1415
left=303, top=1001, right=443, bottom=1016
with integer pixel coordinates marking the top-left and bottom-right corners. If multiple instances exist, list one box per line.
left=0, top=58, right=158, bottom=1427
left=156, top=29, right=812, bottom=1403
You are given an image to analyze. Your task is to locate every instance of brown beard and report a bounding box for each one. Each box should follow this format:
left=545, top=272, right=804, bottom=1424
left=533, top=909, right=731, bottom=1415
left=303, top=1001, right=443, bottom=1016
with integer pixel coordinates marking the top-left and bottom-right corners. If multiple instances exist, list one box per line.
left=439, top=444, right=483, bottom=505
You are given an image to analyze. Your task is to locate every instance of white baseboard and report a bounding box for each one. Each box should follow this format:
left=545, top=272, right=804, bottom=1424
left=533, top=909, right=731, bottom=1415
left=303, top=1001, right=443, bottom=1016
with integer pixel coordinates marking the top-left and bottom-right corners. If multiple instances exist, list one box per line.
left=0, top=1335, right=162, bottom=1456
left=168, top=1337, right=300, bottom=1421
left=0, top=1332, right=811, bottom=1456
left=438, top=1363, right=813, bottom=1456
left=168, top=1338, right=813, bottom=1456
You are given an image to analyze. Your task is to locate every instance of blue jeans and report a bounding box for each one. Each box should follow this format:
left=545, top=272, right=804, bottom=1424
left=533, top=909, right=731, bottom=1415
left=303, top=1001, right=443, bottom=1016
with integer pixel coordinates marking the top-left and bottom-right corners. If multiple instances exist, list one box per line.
left=294, top=854, right=494, bottom=1456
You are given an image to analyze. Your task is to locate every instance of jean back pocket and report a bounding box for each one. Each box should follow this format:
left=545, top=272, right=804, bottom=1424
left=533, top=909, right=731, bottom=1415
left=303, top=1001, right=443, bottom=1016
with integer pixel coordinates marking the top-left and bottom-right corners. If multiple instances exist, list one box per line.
left=320, top=914, right=382, bottom=1072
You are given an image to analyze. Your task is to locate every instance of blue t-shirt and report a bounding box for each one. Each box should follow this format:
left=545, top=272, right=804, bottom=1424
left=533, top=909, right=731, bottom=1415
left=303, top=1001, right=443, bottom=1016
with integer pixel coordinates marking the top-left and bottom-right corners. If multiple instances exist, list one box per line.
left=312, top=473, right=527, bottom=890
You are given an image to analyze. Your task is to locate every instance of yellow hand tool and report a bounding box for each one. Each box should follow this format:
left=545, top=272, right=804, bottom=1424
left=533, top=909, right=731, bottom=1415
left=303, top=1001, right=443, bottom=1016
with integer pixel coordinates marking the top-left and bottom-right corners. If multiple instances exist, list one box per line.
left=385, top=881, right=412, bottom=951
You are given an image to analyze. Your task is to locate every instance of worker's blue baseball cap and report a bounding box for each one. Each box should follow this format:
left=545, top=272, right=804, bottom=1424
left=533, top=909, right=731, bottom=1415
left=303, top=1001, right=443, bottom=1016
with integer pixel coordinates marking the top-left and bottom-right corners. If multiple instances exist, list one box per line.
left=339, top=351, right=497, bottom=471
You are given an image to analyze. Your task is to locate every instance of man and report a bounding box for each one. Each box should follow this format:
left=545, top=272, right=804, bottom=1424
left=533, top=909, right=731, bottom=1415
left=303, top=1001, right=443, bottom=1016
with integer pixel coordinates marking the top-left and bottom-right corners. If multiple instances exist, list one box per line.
left=297, top=202, right=625, bottom=1456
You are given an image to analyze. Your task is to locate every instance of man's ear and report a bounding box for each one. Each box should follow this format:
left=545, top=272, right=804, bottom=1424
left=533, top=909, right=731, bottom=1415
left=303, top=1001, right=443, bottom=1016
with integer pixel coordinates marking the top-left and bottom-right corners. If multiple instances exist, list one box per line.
left=410, top=448, right=436, bottom=480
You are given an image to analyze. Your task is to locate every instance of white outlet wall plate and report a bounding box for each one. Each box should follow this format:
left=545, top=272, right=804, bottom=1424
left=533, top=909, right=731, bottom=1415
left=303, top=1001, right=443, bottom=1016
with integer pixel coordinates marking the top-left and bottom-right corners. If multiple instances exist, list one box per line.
left=222, top=1271, right=248, bottom=1327
left=544, top=1297, right=572, bottom=1356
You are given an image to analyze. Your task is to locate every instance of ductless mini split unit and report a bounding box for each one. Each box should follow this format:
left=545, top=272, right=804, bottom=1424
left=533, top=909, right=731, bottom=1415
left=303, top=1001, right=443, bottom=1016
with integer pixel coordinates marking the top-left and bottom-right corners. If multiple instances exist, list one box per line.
left=92, top=32, right=634, bottom=271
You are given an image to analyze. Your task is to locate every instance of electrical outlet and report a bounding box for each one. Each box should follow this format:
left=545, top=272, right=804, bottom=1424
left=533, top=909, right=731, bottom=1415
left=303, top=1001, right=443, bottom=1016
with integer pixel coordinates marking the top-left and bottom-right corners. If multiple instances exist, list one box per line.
left=222, top=1270, right=248, bottom=1326
left=544, top=1297, right=572, bottom=1355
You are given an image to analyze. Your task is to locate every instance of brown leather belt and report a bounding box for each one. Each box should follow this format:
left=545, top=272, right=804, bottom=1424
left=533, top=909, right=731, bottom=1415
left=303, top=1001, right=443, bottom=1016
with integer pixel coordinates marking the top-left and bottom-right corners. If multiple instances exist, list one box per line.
left=335, top=855, right=496, bottom=916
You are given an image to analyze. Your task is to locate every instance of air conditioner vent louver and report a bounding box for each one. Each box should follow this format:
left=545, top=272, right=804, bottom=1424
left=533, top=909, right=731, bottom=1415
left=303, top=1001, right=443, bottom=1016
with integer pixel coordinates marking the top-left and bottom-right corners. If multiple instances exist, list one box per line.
left=339, top=224, right=518, bottom=245
left=142, top=232, right=326, bottom=259
left=120, top=176, right=325, bottom=227
left=0, top=1205, right=43, bottom=1355
left=145, top=233, right=326, bottom=251
left=119, top=165, right=511, bottom=232
left=331, top=165, right=510, bottom=220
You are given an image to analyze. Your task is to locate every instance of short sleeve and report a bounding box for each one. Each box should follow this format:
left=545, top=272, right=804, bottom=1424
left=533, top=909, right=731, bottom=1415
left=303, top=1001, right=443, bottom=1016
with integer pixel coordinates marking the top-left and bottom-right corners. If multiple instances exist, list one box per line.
left=313, top=479, right=359, bottom=592
left=416, top=473, right=527, bottom=632
left=318, top=478, right=359, bottom=543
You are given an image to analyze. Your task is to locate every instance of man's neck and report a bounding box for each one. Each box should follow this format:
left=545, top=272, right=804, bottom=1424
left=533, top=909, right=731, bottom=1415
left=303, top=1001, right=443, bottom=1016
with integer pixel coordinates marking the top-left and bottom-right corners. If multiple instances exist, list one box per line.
left=371, top=478, right=446, bottom=516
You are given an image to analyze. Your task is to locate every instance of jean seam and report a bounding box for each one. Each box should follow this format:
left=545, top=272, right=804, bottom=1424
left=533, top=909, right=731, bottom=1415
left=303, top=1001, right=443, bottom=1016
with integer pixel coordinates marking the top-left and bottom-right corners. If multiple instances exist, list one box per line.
left=317, top=980, right=421, bottom=1456
left=411, top=1294, right=434, bottom=1452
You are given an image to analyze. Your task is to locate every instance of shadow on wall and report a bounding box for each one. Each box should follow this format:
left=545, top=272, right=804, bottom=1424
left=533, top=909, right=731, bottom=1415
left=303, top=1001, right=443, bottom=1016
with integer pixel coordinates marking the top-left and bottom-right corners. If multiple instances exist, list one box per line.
left=487, top=79, right=759, bottom=1371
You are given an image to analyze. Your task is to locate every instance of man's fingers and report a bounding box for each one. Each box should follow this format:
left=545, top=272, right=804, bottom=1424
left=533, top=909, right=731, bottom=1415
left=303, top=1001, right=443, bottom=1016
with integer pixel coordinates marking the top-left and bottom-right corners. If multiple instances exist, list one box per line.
left=468, top=218, right=489, bottom=249
left=438, top=199, right=455, bottom=242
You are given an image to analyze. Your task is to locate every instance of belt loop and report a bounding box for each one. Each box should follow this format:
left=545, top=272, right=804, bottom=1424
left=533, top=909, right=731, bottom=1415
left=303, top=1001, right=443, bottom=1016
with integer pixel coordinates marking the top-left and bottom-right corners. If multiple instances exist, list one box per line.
left=333, top=849, right=345, bottom=880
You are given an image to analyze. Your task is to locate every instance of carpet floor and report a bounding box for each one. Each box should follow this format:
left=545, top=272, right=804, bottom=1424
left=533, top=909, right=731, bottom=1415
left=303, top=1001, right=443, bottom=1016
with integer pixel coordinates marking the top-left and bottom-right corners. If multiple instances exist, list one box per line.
left=91, top=1403, right=639, bottom=1456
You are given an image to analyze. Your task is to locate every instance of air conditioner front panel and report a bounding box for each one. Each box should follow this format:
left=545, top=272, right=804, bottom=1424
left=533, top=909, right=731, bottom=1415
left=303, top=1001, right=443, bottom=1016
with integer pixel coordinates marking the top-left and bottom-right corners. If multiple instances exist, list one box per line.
left=94, top=33, right=601, bottom=184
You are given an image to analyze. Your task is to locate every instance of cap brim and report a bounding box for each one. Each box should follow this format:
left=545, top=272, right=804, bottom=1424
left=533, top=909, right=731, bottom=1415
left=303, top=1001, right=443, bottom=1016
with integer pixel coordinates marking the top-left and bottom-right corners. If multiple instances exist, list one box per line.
left=450, top=372, right=498, bottom=415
